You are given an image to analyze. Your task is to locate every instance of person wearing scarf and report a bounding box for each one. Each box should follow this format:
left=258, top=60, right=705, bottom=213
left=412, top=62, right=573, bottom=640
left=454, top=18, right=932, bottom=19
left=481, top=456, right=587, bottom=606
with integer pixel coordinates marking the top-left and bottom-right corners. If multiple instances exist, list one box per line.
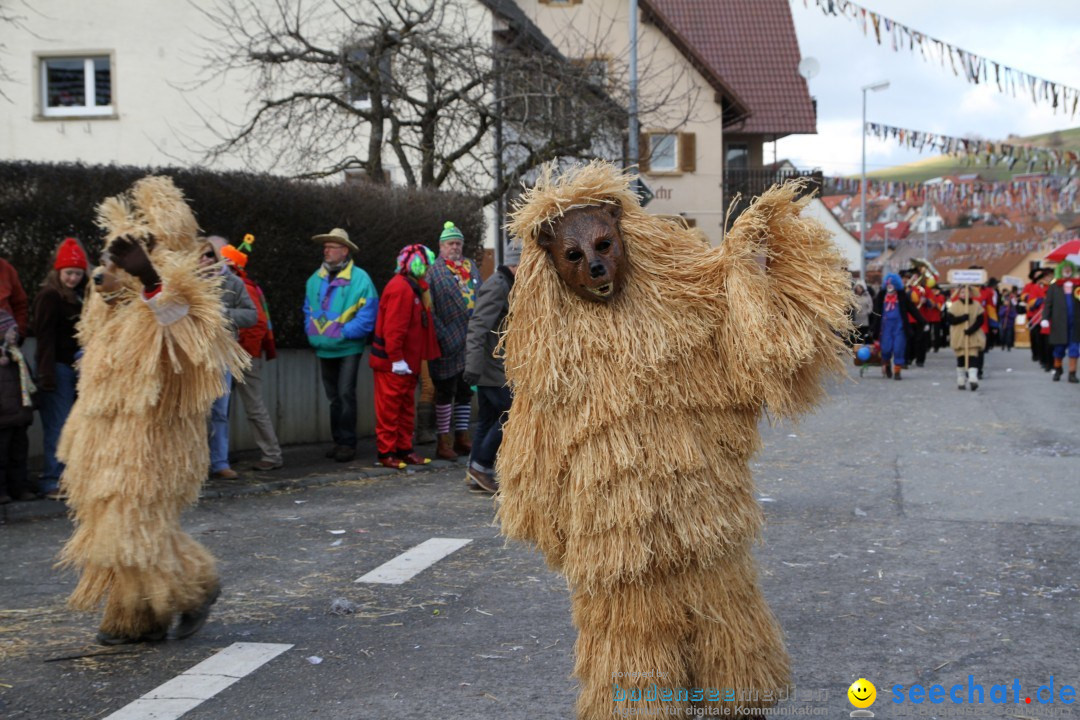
left=427, top=221, right=481, bottom=460
left=369, top=244, right=441, bottom=469
left=0, top=309, right=36, bottom=504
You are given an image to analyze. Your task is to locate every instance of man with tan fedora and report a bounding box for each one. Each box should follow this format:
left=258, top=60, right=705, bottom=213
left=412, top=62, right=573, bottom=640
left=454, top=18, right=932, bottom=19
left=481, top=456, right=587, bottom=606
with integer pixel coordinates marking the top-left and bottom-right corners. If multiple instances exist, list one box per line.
left=303, top=227, right=378, bottom=463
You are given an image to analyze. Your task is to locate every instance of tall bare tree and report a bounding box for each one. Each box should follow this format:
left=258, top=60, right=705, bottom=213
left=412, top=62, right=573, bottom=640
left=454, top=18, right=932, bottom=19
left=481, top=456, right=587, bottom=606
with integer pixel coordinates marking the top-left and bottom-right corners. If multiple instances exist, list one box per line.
left=188, top=0, right=698, bottom=205
left=0, top=0, right=37, bottom=102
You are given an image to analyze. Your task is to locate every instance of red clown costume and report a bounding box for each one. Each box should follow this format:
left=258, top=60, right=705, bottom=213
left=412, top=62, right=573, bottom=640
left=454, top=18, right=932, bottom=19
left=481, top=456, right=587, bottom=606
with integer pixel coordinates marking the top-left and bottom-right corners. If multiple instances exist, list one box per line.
left=369, top=244, right=440, bottom=469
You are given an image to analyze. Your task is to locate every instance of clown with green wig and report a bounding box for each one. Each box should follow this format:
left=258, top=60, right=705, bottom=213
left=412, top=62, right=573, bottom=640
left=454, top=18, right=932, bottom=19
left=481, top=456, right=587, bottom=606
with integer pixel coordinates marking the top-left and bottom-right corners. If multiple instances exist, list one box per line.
left=1043, top=256, right=1080, bottom=383
left=369, top=244, right=442, bottom=468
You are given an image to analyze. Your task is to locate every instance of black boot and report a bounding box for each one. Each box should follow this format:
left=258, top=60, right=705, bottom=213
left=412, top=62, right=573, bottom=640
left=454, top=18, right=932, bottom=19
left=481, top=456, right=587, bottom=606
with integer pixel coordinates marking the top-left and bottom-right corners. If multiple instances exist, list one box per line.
left=1053, top=368, right=1063, bottom=382
left=97, top=625, right=168, bottom=646
left=1069, top=373, right=1079, bottom=384
left=173, top=585, right=221, bottom=640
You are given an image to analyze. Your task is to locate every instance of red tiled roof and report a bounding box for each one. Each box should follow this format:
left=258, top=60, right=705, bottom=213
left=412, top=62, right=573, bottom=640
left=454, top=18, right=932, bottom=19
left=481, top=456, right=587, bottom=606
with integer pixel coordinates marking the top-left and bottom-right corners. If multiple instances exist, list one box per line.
left=868, top=221, right=910, bottom=241
left=642, top=0, right=816, bottom=137
left=821, top=195, right=847, bottom=211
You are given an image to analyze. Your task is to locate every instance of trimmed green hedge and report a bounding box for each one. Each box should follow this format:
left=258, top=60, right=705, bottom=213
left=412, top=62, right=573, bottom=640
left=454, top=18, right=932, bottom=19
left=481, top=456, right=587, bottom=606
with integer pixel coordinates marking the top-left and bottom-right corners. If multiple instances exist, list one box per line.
left=0, top=161, right=485, bottom=348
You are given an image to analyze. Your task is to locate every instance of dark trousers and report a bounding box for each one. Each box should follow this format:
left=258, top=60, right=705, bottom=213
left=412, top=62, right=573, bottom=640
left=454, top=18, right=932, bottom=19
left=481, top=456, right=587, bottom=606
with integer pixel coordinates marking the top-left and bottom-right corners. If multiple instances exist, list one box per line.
left=0, top=425, right=31, bottom=497
left=320, top=353, right=361, bottom=448
left=471, top=385, right=512, bottom=472
left=433, top=372, right=474, bottom=406
left=930, top=321, right=946, bottom=351
left=956, top=354, right=984, bottom=369
left=1032, top=330, right=1052, bottom=369
left=909, top=322, right=929, bottom=366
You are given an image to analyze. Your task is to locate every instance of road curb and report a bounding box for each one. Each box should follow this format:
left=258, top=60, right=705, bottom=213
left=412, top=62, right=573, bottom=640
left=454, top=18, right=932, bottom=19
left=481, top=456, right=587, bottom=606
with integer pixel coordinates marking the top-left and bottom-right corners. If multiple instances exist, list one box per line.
left=0, top=459, right=464, bottom=525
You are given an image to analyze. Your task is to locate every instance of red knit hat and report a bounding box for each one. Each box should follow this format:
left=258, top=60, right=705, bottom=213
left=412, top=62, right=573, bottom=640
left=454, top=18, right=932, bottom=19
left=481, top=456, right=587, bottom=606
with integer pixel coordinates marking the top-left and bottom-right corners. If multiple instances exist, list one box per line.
left=54, top=238, right=88, bottom=271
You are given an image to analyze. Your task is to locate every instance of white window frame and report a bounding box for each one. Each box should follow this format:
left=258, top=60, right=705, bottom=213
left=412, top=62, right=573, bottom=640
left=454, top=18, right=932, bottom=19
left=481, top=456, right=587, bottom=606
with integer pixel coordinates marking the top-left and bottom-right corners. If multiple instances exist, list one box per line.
left=38, top=52, right=115, bottom=119
left=649, top=133, right=679, bottom=172
left=343, top=45, right=392, bottom=111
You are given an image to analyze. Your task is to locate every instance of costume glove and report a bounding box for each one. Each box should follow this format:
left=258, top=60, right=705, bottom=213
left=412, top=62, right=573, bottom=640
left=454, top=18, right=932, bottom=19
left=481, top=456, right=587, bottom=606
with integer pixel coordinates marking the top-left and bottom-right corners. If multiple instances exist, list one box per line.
left=391, top=360, right=412, bottom=375
left=964, top=325, right=980, bottom=336
left=1041, top=320, right=1050, bottom=329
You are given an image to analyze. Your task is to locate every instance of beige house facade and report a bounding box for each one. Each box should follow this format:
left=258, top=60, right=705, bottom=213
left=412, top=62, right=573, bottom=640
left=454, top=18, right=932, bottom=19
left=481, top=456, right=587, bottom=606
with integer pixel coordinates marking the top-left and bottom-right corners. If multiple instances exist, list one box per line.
left=519, top=0, right=817, bottom=244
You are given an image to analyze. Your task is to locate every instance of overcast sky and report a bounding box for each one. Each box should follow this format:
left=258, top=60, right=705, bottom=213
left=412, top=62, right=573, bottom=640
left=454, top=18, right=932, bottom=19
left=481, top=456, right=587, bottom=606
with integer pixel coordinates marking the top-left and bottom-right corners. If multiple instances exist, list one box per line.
left=774, top=0, right=1080, bottom=178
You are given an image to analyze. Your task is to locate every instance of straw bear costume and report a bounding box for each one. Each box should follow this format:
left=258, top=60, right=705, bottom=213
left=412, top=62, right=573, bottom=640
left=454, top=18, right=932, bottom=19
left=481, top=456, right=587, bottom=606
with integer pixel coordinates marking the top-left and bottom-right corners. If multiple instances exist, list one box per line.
left=496, top=163, right=853, bottom=718
left=58, top=177, right=247, bottom=641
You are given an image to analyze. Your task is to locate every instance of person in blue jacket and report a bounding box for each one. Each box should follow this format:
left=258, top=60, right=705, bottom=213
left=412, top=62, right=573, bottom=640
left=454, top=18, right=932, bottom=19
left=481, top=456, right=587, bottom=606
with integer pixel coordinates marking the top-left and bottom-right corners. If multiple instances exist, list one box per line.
left=304, top=228, right=379, bottom=462
left=872, top=272, right=925, bottom=381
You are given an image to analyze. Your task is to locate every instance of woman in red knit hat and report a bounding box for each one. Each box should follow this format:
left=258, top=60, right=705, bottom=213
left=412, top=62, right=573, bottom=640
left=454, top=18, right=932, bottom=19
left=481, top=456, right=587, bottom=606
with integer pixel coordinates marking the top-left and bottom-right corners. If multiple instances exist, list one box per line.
left=31, top=237, right=88, bottom=498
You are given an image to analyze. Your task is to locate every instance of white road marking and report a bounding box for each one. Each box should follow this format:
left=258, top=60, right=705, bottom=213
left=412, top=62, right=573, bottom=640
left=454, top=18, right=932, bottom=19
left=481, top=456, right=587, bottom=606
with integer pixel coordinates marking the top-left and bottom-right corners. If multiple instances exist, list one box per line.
left=355, top=537, right=473, bottom=584
left=103, top=642, right=292, bottom=720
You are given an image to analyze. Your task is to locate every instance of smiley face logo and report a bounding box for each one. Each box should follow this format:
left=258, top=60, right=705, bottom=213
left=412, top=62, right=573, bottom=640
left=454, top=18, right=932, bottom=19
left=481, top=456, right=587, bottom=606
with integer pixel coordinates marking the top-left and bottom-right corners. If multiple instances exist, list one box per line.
left=848, top=678, right=876, bottom=709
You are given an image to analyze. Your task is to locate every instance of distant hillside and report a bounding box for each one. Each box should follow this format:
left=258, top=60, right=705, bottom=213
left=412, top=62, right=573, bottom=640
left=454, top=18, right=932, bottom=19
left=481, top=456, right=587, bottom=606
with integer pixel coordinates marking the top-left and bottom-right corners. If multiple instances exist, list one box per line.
left=861, top=126, right=1080, bottom=184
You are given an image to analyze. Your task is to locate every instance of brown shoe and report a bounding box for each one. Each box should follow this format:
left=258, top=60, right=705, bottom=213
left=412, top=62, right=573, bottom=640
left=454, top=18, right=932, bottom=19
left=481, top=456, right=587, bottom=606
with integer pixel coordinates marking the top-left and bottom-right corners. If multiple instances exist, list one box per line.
left=333, top=446, right=356, bottom=463
left=252, top=460, right=283, bottom=471
left=376, top=455, right=406, bottom=470
left=436, top=433, right=458, bottom=461
left=453, top=430, right=472, bottom=455
left=468, top=467, right=499, bottom=494
left=211, top=468, right=239, bottom=480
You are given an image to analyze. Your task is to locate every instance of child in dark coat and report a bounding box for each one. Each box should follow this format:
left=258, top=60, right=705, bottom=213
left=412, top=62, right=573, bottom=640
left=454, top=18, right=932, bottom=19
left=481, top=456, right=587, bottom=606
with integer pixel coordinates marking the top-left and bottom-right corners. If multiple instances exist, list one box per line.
left=0, top=310, right=36, bottom=503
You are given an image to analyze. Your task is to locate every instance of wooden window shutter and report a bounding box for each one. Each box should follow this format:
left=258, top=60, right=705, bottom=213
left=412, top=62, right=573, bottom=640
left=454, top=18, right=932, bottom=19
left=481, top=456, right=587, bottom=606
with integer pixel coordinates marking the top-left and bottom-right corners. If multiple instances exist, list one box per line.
left=638, top=134, right=650, bottom=173
left=679, top=132, right=696, bottom=172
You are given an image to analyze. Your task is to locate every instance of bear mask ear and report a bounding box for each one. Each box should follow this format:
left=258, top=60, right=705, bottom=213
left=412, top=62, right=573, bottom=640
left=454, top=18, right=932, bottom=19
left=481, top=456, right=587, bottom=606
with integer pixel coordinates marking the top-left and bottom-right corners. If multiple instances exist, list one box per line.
left=536, top=220, right=557, bottom=250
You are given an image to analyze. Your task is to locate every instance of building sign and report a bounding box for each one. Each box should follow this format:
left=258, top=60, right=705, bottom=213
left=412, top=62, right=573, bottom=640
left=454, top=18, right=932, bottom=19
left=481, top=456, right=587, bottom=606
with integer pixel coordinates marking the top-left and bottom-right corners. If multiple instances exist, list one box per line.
left=948, top=269, right=988, bottom=285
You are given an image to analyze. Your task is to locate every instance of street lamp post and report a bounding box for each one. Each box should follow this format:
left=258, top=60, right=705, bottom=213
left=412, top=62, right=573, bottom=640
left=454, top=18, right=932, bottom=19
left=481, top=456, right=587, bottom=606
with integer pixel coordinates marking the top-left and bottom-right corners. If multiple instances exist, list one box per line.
left=627, top=0, right=639, bottom=169
left=860, top=80, right=889, bottom=281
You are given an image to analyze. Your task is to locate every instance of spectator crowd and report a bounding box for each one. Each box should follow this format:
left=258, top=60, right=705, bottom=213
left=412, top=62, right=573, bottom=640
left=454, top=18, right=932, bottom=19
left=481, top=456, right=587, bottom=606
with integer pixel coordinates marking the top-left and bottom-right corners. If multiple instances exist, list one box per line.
left=0, top=222, right=519, bottom=505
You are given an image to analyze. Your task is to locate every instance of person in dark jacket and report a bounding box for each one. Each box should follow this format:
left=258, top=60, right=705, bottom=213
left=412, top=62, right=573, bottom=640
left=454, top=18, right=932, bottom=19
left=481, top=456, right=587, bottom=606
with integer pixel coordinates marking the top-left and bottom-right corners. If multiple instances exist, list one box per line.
left=461, top=243, right=520, bottom=494
left=31, top=238, right=88, bottom=497
left=1043, top=258, right=1080, bottom=382
left=428, top=222, right=480, bottom=460
left=370, top=244, right=441, bottom=469
left=204, top=237, right=258, bottom=479
left=872, top=272, right=926, bottom=380
left=0, top=310, right=36, bottom=504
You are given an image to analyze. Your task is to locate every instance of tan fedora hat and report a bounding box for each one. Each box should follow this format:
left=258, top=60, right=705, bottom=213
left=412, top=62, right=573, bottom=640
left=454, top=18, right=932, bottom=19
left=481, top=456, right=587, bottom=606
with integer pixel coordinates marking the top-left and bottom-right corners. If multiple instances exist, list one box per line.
left=311, top=227, right=359, bottom=254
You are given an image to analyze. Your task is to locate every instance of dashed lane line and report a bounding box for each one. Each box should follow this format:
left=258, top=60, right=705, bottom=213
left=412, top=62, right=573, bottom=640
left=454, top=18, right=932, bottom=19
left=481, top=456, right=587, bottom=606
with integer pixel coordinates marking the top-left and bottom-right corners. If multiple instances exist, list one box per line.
left=355, top=537, right=473, bottom=584
left=102, top=642, right=293, bottom=720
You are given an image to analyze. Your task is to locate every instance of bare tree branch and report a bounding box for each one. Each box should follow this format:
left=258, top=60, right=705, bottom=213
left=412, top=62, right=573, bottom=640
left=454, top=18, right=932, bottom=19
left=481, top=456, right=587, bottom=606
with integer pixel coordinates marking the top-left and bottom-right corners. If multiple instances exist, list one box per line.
left=182, top=0, right=700, bottom=205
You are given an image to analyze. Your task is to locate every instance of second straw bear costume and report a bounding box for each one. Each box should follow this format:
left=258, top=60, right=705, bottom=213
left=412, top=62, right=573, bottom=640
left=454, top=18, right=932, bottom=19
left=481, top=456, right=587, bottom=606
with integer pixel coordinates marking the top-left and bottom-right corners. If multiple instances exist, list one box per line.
left=58, top=176, right=247, bottom=644
left=496, top=162, right=852, bottom=718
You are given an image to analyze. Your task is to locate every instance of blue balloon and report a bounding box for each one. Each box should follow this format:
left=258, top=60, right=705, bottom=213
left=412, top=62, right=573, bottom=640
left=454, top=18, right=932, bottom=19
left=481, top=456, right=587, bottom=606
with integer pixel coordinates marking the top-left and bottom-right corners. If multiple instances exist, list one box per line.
left=856, top=346, right=872, bottom=362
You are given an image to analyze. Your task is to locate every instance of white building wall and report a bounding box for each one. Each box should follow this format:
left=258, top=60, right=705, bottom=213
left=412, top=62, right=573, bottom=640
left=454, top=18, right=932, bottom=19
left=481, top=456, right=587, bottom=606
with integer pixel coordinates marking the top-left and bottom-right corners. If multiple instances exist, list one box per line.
left=1, top=0, right=497, bottom=251
left=801, top=197, right=861, bottom=273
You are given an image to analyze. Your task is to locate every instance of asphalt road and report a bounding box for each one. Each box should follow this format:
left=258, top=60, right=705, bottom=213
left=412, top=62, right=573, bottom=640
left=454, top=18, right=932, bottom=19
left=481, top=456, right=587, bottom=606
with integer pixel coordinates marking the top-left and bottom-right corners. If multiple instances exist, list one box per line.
left=1, top=346, right=1077, bottom=719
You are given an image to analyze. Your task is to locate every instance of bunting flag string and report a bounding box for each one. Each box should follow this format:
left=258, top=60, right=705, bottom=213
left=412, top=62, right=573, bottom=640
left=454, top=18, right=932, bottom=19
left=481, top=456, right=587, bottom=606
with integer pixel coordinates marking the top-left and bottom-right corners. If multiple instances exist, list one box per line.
left=795, top=0, right=1080, bottom=117
left=823, top=174, right=1080, bottom=218
left=864, top=122, right=1080, bottom=175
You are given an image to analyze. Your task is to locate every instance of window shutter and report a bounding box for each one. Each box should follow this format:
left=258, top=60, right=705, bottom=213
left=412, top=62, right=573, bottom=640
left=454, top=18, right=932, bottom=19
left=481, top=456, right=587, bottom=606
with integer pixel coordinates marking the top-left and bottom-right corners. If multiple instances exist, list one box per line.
left=638, top=134, right=650, bottom=173
left=679, top=132, right=696, bottom=172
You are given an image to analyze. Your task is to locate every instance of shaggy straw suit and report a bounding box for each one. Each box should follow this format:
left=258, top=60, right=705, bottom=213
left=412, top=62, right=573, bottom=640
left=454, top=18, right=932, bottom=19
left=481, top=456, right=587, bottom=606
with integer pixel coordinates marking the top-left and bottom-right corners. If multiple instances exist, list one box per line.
left=58, top=177, right=247, bottom=638
left=496, top=162, right=853, bottom=718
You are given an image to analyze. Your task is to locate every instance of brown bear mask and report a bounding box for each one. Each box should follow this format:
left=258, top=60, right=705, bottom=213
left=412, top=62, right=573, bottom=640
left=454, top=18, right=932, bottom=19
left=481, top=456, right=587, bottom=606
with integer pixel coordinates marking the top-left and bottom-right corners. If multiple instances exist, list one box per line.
left=536, top=203, right=625, bottom=303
